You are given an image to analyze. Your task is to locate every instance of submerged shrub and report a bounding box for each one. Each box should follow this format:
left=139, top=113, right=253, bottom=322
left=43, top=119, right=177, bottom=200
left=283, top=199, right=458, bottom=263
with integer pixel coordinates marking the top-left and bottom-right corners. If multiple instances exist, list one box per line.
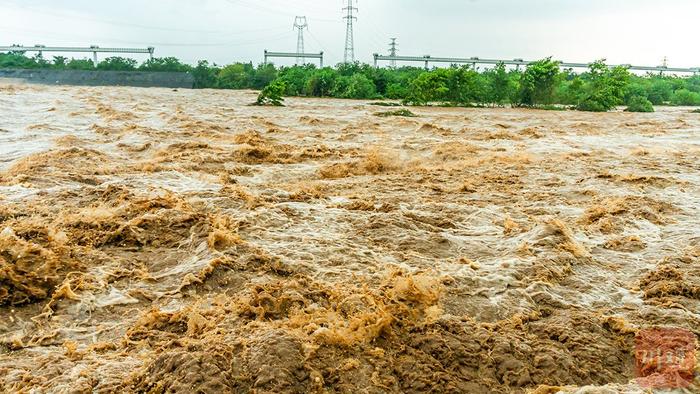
left=625, top=96, right=654, bottom=113
left=255, top=80, right=286, bottom=107
left=374, top=109, right=417, bottom=117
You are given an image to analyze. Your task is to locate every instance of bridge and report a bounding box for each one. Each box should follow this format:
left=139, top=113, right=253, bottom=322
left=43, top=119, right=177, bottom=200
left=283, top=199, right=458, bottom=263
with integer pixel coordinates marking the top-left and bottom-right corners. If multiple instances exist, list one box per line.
left=373, top=54, right=700, bottom=74
left=0, top=45, right=155, bottom=64
left=264, top=50, right=324, bottom=67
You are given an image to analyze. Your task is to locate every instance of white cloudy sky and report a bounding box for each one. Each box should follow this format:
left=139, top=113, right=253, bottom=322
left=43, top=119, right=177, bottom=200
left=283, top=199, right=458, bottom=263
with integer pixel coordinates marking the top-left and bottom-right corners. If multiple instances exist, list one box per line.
left=2, top=0, right=699, bottom=68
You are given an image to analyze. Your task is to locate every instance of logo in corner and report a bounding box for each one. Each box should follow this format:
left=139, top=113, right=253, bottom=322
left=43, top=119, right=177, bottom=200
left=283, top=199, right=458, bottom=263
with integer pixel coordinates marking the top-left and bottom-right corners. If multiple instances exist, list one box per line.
left=635, top=327, right=697, bottom=389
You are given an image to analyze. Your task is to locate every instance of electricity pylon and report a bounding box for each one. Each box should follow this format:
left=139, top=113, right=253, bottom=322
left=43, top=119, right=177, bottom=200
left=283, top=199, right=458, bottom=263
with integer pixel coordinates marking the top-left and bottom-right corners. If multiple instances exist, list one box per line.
left=343, top=0, right=357, bottom=63
left=388, top=38, right=398, bottom=68
left=294, top=16, right=308, bottom=65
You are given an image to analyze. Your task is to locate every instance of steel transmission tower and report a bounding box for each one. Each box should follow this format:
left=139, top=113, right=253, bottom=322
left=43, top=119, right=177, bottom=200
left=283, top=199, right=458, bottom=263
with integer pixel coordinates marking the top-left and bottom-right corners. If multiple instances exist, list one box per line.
left=388, top=38, right=398, bottom=68
left=294, top=16, right=308, bottom=65
left=343, top=0, right=357, bottom=63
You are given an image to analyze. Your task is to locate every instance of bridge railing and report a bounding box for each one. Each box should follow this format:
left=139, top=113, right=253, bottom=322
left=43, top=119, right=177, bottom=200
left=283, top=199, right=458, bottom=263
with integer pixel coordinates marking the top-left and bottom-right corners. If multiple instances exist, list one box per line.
left=373, top=54, right=700, bottom=74
left=264, top=50, right=324, bottom=67
left=1, top=45, right=155, bottom=64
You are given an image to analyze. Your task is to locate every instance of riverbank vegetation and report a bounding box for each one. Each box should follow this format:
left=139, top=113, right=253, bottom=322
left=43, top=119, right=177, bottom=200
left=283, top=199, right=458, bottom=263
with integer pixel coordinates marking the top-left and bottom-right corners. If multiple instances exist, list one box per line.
left=2, top=51, right=699, bottom=111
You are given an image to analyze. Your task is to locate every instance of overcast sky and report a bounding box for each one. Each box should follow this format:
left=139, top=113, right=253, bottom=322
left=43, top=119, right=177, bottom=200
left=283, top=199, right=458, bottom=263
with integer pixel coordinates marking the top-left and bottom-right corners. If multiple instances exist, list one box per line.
left=2, top=0, right=699, bottom=68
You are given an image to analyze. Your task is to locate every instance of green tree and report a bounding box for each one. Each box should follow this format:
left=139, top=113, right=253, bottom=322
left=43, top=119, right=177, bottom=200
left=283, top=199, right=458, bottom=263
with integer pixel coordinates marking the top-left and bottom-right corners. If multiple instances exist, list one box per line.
left=52, top=56, right=67, bottom=69
left=306, top=68, right=337, bottom=97
left=139, top=57, right=191, bottom=72
left=576, top=61, right=630, bottom=112
left=484, top=63, right=516, bottom=106
left=31, top=53, right=50, bottom=68
left=517, top=57, right=561, bottom=106
left=647, top=78, right=673, bottom=105
left=251, top=63, right=278, bottom=90
left=96, top=57, right=137, bottom=71
left=404, top=69, right=449, bottom=105
left=444, top=66, right=485, bottom=105
left=670, top=89, right=700, bottom=106
left=191, top=60, right=219, bottom=89
left=66, top=58, right=95, bottom=70
left=218, top=63, right=253, bottom=89
left=339, top=73, right=376, bottom=99
left=278, top=65, right=314, bottom=95
left=555, top=76, right=584, bottom=105
left=385, top=82, right=409, bottom=99
left=0, top=52, right=38, bottom=68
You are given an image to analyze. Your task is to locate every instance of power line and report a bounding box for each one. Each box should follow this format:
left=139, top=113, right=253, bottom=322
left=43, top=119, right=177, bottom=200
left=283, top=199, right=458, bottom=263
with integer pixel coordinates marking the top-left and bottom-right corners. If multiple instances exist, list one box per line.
left=154, top=32, right=296, bottom=48
left=0, top=23, right=289, bottom=46
left=307, top=29, right=338, bottom=65
left=0, top=24, right=294, bottom=48
left=0, top=2, right=290, bottom=35
left=0, top=0, right=247, bottom=34
left=223, top=0, right=336, bottom=22
left=343, top=0, right=357, bottom=63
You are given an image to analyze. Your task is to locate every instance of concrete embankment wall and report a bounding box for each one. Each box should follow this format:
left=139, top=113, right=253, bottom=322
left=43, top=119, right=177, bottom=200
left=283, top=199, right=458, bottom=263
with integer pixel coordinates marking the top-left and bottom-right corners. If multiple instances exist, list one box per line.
left=0, top=69, right=194, bottom=88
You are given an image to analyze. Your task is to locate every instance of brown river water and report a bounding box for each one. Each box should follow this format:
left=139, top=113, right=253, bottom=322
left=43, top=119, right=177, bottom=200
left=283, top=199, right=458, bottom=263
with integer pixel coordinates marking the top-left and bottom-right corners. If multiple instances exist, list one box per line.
left=0, top=84, right=698, bottom=393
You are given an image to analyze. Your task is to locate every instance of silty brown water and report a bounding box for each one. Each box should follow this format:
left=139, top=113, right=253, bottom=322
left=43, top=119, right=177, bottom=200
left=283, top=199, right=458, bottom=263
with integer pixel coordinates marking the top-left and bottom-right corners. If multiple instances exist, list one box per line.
left=0, top=83, right=698, bottom=393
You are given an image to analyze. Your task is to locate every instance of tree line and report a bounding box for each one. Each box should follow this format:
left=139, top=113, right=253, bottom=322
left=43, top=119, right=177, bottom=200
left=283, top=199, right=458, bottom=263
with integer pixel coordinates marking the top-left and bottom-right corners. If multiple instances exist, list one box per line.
left=3, top=51, right=700, bottom=111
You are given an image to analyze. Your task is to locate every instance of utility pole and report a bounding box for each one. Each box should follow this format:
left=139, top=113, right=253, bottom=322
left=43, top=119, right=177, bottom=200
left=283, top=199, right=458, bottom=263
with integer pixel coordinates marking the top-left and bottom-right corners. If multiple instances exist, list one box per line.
left=343, top=0, right=357, bottom=63
left=388, top=38, right=397, bottom=68
left=294, top=16, right=308, bottom=66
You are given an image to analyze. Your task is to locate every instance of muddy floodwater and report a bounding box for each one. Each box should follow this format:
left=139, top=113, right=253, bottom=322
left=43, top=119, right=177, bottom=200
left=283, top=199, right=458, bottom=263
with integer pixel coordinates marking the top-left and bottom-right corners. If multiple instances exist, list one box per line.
left=0, top=84, right=698, bottom=393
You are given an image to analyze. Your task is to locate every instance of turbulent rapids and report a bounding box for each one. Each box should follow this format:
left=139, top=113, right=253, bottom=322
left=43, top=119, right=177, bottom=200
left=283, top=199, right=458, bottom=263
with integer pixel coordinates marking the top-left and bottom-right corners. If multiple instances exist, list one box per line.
left=0, top=84, right=698, bottom=393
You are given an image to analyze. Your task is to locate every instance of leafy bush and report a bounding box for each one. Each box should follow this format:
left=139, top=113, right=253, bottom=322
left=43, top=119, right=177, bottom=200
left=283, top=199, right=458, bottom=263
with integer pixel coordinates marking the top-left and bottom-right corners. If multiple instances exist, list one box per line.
left=0, top=52, right=42, bottom=69
left=96, top=57, right=137, bottom=71
left=66, top=58, right=95, bottom=70
left=536, top=104, right=571, bottom=111
left=338, top=73, right=377, bottom=99
left=218, top=63, right=253, bottom=89
left=404, top=69, right=449, bottom=105
left=484, top=63, right=518, bottom=105
left=646, top=78, right=673, bottom=105
left=576, top=62, right=630, bottom=112
left=139, top=57, right=191, bottom=72
left=254, top=80, right=286, bottom=106
left=670, top=89, right=700, bottom=106
left=192, top=60, right=219, bottom=89
left=370, top=102, right=401, bottom=107
left=625, top=96, right=654, bottom=112
left=374, top=109, right=417, bottom=117
left=517, top=57, right=561, bottom=106
left=306, top=68, right=337, bottom=97
left=278, top=65, right=314, bottom=96
left=251, top=63, right=278, bottom=90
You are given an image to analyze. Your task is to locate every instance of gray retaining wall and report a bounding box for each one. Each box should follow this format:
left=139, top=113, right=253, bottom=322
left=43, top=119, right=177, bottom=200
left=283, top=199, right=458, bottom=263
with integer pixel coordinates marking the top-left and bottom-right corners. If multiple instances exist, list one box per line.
left=0, top=69, right=194, bottom=88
